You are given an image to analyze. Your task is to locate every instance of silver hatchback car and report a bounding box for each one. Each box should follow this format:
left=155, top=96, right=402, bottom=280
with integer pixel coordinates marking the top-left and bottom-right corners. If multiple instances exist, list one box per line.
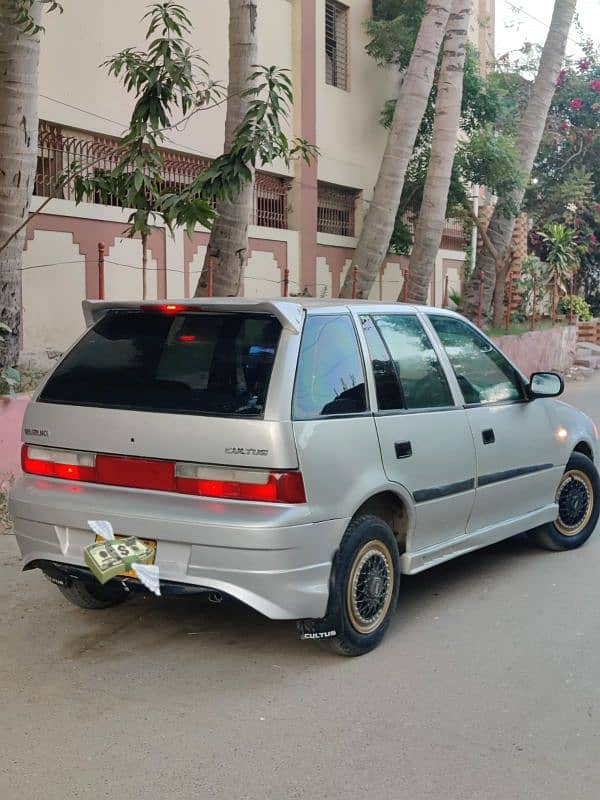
left=10, top=299, right=600, bottom=655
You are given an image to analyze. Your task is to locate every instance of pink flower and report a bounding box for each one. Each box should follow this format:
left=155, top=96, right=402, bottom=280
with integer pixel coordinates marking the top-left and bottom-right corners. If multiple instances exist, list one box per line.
left=570, top=97, right=584, bottom=110
left=575, top=217, right=583, bottom=228
left=559, top=121, right=570, bottom=131
left=556, top=69, right=567, bottom=87
left=578, top=59, right=591, bottom=72
left=590, top=79, right=600, bottom=93
left=591, top=234, right=598, bottom=245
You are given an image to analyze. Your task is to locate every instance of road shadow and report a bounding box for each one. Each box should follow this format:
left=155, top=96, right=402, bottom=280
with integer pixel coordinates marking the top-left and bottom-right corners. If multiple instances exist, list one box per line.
left=58, top=534, right=545, bottom=666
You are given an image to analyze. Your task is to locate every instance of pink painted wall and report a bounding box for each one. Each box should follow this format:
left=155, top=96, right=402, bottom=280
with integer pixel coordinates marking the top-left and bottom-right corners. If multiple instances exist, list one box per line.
left=493, top=326, right=578, bottom=377
left=0, top=394, right=29, bottom=486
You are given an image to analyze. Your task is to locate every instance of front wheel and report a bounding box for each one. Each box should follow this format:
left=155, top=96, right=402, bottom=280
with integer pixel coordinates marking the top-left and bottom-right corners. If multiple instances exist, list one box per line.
left=300, top=515, right=400, bottom=657
left=532, top=452, right=600, bottom=551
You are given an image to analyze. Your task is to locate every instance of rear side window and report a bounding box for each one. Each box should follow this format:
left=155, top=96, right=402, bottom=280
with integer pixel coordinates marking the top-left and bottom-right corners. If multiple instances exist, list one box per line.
left=293, top=315, right=367, bottom=419
left=39, top=311, right=281, bottom=417
left=372, top=314, right=453, bottom=410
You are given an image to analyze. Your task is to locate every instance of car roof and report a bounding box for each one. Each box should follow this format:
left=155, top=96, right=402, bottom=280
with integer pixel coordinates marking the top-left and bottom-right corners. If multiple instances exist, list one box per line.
left=82, top=298, right=461, bottom=335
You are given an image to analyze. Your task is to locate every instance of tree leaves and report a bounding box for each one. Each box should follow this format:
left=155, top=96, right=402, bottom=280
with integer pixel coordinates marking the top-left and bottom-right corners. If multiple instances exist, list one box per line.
left=7, top=0, right=62, bottom=36
left=74, top=4, right=317, bottom=246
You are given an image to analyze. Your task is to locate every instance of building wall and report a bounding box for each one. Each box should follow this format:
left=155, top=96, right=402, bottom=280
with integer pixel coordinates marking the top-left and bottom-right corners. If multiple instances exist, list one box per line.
left=23, top=0, right=489, bottom=354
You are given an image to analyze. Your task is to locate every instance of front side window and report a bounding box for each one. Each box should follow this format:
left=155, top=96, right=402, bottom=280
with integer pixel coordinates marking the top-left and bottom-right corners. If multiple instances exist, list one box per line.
left=371, top=315, right=454, bottom=410
left=429, top=316, right=523, bottom=405
left=293, top=315, right=367, bottom=419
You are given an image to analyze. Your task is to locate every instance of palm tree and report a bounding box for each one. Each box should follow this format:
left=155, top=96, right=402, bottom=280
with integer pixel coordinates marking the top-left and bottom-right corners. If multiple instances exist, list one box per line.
left=0, top=1, right=43, bottom=370
left=462, top=0, right=577, bottom=325
left=406, top=0, right=472, bottom=303
left=339, top=1, right=452, bottom=299
left=194, top=0, right=257, bottom=297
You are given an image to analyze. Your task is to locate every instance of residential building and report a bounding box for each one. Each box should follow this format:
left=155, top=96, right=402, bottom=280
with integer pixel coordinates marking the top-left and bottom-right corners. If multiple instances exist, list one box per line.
left=23, top=0, right=494, bottom=353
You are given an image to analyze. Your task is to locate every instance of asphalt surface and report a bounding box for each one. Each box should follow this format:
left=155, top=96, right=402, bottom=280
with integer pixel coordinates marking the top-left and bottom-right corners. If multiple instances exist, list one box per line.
left=1, top=377, right=600, bottom=800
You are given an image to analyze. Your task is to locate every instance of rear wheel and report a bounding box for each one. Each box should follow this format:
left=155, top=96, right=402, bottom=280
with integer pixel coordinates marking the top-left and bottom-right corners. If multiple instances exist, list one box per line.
left=300, top=515, right=400, bottom=657
left=532, top=452, right=600, bottom=551
left=56, top=579, right=130, bottom=610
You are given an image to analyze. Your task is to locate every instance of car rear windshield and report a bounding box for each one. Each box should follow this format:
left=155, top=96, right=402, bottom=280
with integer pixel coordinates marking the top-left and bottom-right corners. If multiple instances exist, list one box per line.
left=39, top=310, right=282, bottom=417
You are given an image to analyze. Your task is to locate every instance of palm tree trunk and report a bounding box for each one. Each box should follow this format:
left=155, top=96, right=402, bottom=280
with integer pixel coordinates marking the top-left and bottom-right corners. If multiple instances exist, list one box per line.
left=405, top=0, right=472, bottom=304
left=0, top=1, right=41, bottom=369
left=194, top=0, right=257, bottom=298
left=339, top=1, right=452, bottom=299
left=462, top=0, right=576, bottom=323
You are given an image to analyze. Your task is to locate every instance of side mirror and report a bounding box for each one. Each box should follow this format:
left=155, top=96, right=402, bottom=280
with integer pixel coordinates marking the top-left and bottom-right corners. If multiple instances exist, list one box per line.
left=528, top=372, right=564, bottom=399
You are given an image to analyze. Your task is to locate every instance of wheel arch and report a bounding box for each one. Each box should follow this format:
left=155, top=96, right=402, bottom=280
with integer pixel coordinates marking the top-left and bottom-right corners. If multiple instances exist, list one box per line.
left=573, top=440, right=594, bottom=462
left=350, top=490, right=411, bottom=555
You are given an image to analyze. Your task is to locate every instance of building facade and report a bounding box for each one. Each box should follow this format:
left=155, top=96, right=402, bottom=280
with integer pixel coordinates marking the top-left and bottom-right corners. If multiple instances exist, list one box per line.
left=23, top=0, right=494, bottom=353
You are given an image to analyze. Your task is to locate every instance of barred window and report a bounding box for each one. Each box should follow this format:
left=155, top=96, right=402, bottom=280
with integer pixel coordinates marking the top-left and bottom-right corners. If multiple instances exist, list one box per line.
left=253, top=173, right=291, bottom=229
left=318, top=183, right=358, bottom=237
left=325, top=1, right=348, bottom=90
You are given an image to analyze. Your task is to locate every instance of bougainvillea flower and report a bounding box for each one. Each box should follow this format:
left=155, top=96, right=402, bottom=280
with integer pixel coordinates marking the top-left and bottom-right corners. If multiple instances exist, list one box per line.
left=570, top=98, right=584, bottom=110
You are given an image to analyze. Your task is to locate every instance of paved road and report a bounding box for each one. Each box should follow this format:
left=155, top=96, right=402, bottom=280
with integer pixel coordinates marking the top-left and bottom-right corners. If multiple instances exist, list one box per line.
left=2, top=378, right=600, bottom=800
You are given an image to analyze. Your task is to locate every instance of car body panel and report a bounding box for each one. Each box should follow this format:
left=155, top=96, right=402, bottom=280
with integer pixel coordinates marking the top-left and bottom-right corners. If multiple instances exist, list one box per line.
left=373, top=409, right=477, bottom=550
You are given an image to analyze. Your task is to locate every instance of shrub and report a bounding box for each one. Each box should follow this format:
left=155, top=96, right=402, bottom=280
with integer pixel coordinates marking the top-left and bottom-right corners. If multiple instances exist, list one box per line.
left=558, top=294, right=592, bottom=321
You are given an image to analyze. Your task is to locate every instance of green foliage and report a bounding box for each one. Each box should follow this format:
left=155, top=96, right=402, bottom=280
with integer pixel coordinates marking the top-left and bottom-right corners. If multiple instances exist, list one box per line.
left=558, top=295, right=592, bottom=321
left=456, top=127, right=524, bottom=216
left=514, top=255, right=551, bottom=322
left=366, top=0, right=426, bottom=70
left=538, top=223, right=579, bottom=294
left=7, top=0, right=62, bottom=35
left=448, top=289, right=461, bottom=307
left=525, top=43, right=600, bottom=302
left=74, top=2, right=317, bottom=242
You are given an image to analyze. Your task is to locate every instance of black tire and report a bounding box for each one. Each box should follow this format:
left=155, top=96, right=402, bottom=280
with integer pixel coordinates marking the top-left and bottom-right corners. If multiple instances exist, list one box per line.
left=532, top=452, right=600, bottom=551
left=56, top=579, right=130, bottom=610
left=301, top=514, right=400, bottom=657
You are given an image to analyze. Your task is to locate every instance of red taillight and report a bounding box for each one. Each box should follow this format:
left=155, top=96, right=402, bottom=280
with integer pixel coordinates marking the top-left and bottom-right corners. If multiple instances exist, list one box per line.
left=22, top=446, right=96, bottom=482
left=175, top=471, right=306, bottom=503
left=179, top=335, right=196, bottom=343
left=21, top=446, right=306, bottom=503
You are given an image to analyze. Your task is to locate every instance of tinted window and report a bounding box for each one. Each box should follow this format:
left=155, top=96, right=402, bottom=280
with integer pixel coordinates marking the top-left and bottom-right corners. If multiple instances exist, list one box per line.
left=372, top=315, right=453, bottom=409
left=40, top=311, right=281, bottom=417
left=429, top=316, right=523, bottom=405
left=360, top=315, right=404, bottom=411
left=293, top=315, right=367, bottom=419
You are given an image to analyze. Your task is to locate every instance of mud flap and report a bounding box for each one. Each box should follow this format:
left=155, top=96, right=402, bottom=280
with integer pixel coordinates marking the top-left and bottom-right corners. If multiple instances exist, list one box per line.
left=297, top=549, right=339, bottom=641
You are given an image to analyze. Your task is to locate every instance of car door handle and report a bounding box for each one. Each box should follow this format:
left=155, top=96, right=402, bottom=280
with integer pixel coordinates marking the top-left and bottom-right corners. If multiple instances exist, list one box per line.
left=482, top=429, right=495, bottom=445
left=395, top=441, right=413, bottom=459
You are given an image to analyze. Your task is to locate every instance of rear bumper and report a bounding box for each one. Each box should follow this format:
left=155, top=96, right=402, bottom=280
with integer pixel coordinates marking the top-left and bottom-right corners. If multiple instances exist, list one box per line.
left=10, top=476, right=348, bottom=620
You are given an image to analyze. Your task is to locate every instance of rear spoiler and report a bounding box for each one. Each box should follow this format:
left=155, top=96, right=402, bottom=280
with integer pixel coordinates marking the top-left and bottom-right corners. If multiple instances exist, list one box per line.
left=82, top=299, right=304, bottom=334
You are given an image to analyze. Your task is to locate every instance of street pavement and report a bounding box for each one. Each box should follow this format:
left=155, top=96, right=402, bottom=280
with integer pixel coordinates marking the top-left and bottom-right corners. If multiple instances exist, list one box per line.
left=1, top=377, right=599, bottom=800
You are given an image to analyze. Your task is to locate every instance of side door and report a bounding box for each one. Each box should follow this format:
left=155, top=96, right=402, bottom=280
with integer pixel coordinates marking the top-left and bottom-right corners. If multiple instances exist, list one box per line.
left=427, top=314, right=563, bottom=535
left=358, top=313, right=477, bottom=553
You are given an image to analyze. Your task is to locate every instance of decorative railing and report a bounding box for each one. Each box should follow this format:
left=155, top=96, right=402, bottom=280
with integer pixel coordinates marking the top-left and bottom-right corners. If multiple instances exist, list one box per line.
left=34, top=120, right=291, bottom=229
